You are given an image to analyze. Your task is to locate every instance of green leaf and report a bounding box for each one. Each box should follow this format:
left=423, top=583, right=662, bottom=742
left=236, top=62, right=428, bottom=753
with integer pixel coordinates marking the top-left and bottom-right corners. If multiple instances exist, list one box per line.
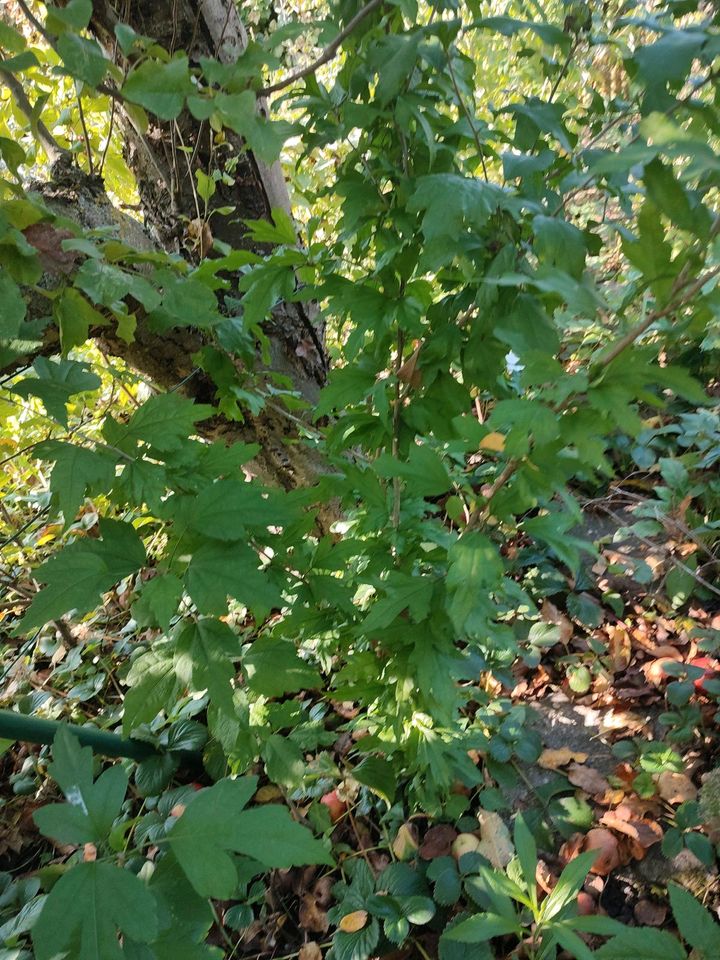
left=105, top=392, right=212, bottom=453
left=34, top=727, right=128, bottom=845
left=353, top=755, right=396, bottom=805
left=668, top=883, right=720, bottom=956
left=56, top=33, right=107, bottom=87
left=596, top=927, right=687, bottom=960
left=427, top=857, right=462, bottom=907
left=168, top=778, right=332, bottom=898
left=542, top=850, right=597, bottom=920
left=132, top=574, right=183, bottom=631
left=263, top=733, right=305, bottom=789
left=443, top=913, right=520, bottom=943
left=174, top=618, right=241, bottom=717
left=124, top=645, right=180, bottom=733
left=243, top=635, right=321, bottom=698
left=35, top=440, right=117, bottom=526
left=122, top=56, right=193, bottom=120
left=475, top=16, right=570, bottom=49
left=446, top=533, right=504, bottom=634
left=375, top=444, right=451, bottom=497
left=55, top=287, right=106, bottom=353
left=0, top=136, right=26, bottom=176
left=513, top=814, right=537, bottom=899
left=185, top=541, right=282, bottom=615
left=45, top=0, right=93, bottom=31
left=371, top=32, right=421, bottom=105
left=361, top=572, right=432, bottom=633
left=0, top=268, right=26, bottom=338
left=32, top=861, right=158, bottom=960
left=9, top=357, right=101, bottom=427
left=18, top=519, right=146, bottom=631
left=408, top=174, right=497, bottom=242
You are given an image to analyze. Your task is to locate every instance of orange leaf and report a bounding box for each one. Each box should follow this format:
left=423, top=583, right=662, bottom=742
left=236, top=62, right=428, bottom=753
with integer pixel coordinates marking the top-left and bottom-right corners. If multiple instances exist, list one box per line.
left=339, top=911, right=368, bottom=933
left=480, top=432, right=505, bottom=452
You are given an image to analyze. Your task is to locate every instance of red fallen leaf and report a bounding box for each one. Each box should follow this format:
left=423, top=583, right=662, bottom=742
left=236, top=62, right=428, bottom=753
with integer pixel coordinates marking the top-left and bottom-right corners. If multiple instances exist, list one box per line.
left=567, top=763, right=611, bottom=797
left=420, top=824, right=458, bottom=860
left=23, top=222, right=78, bottom=274
left=633, top=899, right=667, bottom=926
left=690, top=657, right=720, bottom=695
left=582, top=829, right=622, bottom=876
left=320, top=790, right=347, bottom=823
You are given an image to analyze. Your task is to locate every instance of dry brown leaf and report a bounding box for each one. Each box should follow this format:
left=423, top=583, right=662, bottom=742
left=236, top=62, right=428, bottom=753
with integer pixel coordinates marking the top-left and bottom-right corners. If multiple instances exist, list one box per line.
left=419, top=824, right=457, bottom=860
left=607, top=624, right=632, bottom=673
left=398, top=344, right=423, bottom=389
left=299, top=943, right=323, bottom=960
left=476, top=811, right=514, bottom=869
left=657, top=771, right=697, bottom=805
left=567, top=763, right=611, bottom=797
left=299, top=894, right=329, bottom=934
left=634, top=900, right=667, bottom=927
left=599, top=811, right=663, bottom=851
left=541, top=600, right=573, bottom=645
left=538, top=747, right=588, bottom=770
left=583, top=828, right=622, bottom=876
left=339, top=911, right=368, bottom=933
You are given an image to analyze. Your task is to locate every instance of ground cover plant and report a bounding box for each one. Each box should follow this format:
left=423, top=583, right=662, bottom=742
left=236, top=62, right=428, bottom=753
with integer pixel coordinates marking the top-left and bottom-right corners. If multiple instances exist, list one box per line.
left=1, top=0, right=720, bottom=957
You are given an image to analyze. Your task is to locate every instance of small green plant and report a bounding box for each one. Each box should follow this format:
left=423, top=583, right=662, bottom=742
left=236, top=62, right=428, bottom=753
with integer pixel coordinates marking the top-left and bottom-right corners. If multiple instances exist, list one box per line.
left=442, top=816, right=620, bottom=959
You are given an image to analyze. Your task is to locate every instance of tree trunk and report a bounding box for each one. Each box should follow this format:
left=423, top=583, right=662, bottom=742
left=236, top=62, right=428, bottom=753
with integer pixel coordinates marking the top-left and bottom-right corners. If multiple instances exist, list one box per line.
left=4, top=0, right=328, bottom=493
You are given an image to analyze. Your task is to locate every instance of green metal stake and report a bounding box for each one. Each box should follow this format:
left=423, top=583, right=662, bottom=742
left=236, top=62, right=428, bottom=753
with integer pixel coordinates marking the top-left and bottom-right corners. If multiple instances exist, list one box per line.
left=0, top=709, right=158, bottom=761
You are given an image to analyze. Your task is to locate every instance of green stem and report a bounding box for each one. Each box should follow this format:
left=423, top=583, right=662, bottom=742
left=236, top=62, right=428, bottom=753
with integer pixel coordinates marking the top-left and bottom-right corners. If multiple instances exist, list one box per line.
left=0, top=709, right=158, bottom=761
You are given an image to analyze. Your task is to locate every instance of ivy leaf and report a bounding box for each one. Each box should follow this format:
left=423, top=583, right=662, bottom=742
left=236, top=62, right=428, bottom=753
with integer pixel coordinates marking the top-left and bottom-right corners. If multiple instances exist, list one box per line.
left=32, top=861, right=158, bottom=960
left=168, top=778, right=332, bottom=898
left=122, top=56, right=193, bottom=120
left=18, top=519, right=146, bottom=632
left=33, top=727, right=128, bottom=845
left=174, top=618, right=241, bottom=717
left=9, top=357, right=101, bottom=427
left=243, top=636, right=321, bottom=698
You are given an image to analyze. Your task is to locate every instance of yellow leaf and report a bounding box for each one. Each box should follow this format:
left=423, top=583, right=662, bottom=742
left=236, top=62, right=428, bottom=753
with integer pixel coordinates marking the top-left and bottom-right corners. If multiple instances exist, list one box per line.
left=476, top=811, right=514, bottom=869
left=339, top=911, right=368, bottom=933
left=538, top=748, right=589, bottom=770
left=480, top=432, right=505, bottom=452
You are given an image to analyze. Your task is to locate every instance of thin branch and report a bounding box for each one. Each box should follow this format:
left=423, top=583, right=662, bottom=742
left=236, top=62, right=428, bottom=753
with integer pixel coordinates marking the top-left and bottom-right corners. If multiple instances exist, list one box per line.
left=0, top=60, right=68, bottom=164
left=259, top=0, right=384, bottom=98
left=446, top=49, right=489, bottom=182
left=76, top=92, right=95, bottom=174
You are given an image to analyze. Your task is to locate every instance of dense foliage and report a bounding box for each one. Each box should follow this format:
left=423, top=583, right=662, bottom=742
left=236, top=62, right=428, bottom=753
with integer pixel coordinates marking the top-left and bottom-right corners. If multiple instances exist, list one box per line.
left=1, top=0, right=720, bottom=957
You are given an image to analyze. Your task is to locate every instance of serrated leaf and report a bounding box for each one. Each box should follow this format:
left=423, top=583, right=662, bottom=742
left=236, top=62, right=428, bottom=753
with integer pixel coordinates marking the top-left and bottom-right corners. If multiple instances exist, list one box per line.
left=185, top=540, right=282, bottom=615
left=32, top=861, right=157, bottom=960
left=668, top=883, right=720, bottom=955
left=353, top=755, right=396, bottom=805
left=124, top=646, right=181, bottom=733
left=243, top=635, right=321, bottom=698
left=174, top=618, right=240, bottom=718
left=122, top=56, right=193, bottom=120
left=18, top=519, right=146, bottom=631
left=35, top=440, right=117, bottom=527
left=168, top=778, right=332, bottom=898
left=10, top=357, right=101, bottom=427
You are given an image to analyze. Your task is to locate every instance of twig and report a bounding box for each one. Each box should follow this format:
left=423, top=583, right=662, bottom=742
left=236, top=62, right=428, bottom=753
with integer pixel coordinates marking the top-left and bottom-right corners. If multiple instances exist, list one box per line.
left=76, top=92, right=94, bottom=174
left=259, top=0, right=384, bottom=97
left=0, top=60, right=68, bottom=163
left=445, top=48, right=488, bottom=181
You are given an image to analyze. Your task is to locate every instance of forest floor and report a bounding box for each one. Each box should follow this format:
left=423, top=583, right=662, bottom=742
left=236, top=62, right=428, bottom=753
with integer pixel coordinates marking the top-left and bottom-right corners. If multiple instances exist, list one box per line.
left=1, top=487, right=719, bottom=959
